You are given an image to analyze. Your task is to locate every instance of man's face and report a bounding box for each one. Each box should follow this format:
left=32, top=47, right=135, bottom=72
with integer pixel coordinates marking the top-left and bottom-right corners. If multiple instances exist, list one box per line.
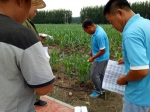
left=83, top=26, right=94, bottom=35
left=105, top=10, right=124, bottom=32
left=28, top=9, right=37, bottom=20
left=17, top=0, right=31, bottom=23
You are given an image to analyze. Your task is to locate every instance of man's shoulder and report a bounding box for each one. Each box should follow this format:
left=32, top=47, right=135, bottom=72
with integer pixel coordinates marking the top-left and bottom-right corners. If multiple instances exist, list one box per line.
left=123, top=18, right=148, bottom=41
left=96, top=30, right=108, bottom=39
left=10, top=22, right=36, bottom=38
left=13, top=25, right=39, bottom=49
left=0, top=19, right=39, bottom=50
left=96, top=26, right=107, bottom=34
left=97, top=25, right=104, bottom=30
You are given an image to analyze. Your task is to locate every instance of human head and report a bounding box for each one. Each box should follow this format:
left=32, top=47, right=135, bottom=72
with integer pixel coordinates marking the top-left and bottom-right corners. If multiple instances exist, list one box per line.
left=0, top=0, right=31, bottom=23
left=28, top=0, right=46, bottom=20
left=28, top=9, right=37, bottom=20
left=82, top=19, right=97, bottom=35
left=103, top=0, right=134, bottom=32
left=0, top=0, right=46, bottom=23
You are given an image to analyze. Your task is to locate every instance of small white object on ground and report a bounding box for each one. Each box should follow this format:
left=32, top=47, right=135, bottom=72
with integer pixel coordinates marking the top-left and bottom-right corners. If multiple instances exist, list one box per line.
left=74, top=106, right=88, bottom=112
left=68, top=92, right=73, bottom=96
left=81, top=106, right=88, bottom=112
left=74, top=106, right=80, bottom=112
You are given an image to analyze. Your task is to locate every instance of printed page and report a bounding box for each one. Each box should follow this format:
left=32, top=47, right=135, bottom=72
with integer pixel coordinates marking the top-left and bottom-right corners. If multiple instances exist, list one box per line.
left=102, top=60, right=125, bottom=95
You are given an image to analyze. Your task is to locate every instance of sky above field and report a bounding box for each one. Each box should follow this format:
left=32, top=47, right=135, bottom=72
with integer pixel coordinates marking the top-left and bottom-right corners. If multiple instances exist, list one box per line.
left=41, top=0, right=149, bottom=17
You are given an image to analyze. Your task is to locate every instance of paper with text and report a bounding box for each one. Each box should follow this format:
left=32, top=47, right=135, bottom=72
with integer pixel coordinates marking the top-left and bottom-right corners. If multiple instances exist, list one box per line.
left=102, top=60, right=125, bottom=95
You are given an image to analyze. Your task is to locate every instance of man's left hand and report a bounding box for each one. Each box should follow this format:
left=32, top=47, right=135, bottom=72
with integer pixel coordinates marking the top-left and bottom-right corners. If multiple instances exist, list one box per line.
left=117, top=76, right=128, bottom=85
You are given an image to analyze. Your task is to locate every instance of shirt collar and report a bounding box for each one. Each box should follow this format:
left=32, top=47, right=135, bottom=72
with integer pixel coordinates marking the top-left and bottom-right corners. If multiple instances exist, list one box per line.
left=93, top=25, right=99, bottom=36
left=123, top=14, right=140, bottom=33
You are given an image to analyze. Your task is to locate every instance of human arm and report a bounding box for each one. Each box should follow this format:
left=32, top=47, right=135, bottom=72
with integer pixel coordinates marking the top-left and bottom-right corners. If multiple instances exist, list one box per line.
left=21, top=43, right=55, bottom=95
left=88, top=49, right=105, bottom=62
left=19, top=32, right=55, bottom=95
left=89, top=33, right=106, bottom=62
left=117, top=69, right=149, bottom=85
left=117, top=36, right=149, bottom=85
left=35, top=82, right=54, bottom=95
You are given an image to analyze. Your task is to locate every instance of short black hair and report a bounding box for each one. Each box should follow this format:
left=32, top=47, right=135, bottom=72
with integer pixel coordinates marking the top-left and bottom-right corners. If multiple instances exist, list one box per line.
left=82, top=19, right=95, bottom=28
left=103, top=0, right=131, bottom=15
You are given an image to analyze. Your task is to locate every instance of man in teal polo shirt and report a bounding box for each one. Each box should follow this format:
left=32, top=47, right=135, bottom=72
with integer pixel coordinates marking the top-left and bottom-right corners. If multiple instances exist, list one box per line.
left=103, top=0, right=150, bottom=112
left=82, top=19, right=109, bottom=98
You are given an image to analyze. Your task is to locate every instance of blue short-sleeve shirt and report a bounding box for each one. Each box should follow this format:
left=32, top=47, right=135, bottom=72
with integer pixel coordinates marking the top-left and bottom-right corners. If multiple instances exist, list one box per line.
left=122, top=14, right=150, bottom=106
left=92, top=26, right=109, bottom=62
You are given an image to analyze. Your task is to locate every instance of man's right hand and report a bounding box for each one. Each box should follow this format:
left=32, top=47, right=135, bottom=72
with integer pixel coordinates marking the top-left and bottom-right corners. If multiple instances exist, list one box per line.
left=88, top=51, right=92, bottom=57
left=118, top=58, right=124, bottom=64
left=39, top=35, right=46, bottom=40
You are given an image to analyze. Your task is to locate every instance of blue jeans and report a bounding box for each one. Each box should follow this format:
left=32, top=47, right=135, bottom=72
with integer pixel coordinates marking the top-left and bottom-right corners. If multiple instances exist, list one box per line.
left=122, top=97, right=150, bottom=112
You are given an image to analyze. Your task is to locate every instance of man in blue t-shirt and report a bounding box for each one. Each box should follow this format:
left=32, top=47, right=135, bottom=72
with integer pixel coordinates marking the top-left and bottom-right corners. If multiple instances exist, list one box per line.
left=82, top=19, right=110, bottom=98
left=103, top=0, right=150, bottom=112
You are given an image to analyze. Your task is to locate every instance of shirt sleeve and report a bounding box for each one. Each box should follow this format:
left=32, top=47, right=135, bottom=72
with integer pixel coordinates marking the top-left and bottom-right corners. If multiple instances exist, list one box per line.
left=19, top=42, right=55, bottom=88
left=96, top=35, right=105, bottom=50
left=124, top=37, right=149, bottom=70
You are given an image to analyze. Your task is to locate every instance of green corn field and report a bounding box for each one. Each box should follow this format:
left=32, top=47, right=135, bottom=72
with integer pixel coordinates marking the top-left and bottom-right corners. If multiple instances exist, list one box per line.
left=36, top=24, right=122, bottom=83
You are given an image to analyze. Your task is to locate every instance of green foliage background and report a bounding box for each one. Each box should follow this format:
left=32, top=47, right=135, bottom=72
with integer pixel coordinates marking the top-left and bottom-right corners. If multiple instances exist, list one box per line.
left=36, top=24, right=121, bottom=82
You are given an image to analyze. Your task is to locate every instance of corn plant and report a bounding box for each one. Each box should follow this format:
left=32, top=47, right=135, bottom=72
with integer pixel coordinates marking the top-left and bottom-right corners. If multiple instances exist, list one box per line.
left=36, top=24, right=122, bottom=83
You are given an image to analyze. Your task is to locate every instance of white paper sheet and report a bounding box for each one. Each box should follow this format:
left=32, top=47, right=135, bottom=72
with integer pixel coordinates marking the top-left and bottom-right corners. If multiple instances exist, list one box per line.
left=39, top=33, right=53, bottom=39
left=102, top=60, right=125, bottom=95
left=43, top=47, right=50, bottom=60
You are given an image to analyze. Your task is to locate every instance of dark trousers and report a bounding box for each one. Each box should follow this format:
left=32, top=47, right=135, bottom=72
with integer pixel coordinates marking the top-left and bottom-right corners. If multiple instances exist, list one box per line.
left=91, top=60, right=108, bottom=93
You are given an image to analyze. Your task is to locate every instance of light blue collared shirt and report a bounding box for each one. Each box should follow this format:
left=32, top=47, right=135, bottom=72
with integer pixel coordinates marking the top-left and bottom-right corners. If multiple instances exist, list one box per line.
left=122, top=14, right=150, bottom=106
left=91, top=25, right=109, bottom=62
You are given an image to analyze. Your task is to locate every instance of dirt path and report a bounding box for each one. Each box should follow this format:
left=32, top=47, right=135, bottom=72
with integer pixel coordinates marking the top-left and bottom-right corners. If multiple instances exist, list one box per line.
left=48, top=72, right=123, bottom=112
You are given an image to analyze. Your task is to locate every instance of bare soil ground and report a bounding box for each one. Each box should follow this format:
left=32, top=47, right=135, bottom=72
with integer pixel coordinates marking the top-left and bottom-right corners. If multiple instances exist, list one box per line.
left=43, top=38, right=150, bottom=112
left=42, top=43, right=124, bottom=112
left=48, top=72, right=123, bottom=112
